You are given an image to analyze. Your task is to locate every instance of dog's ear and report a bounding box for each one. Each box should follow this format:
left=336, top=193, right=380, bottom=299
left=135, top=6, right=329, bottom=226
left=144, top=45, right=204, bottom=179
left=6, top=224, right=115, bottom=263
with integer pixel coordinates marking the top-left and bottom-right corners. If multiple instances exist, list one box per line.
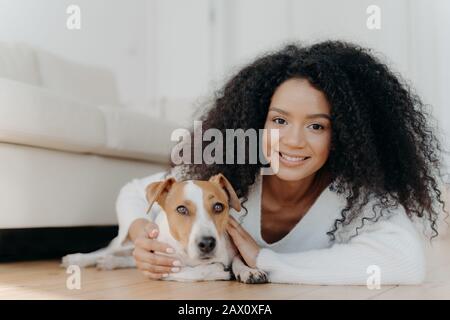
left=145, top=177, right=176, bottom=213
left=209, top=173, right=241, bottom=212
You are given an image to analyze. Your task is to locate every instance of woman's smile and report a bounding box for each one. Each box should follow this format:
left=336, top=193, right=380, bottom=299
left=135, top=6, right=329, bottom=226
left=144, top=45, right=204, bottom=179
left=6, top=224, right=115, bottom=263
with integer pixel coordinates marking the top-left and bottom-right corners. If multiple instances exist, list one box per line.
left=278, top=151, right=311, bottom=167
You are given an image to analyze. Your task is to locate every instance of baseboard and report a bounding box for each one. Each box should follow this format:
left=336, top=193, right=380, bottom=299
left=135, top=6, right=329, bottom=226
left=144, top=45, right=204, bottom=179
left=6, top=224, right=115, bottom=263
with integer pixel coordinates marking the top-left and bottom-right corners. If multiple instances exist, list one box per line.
left=0, top=226, right=118, bottom=262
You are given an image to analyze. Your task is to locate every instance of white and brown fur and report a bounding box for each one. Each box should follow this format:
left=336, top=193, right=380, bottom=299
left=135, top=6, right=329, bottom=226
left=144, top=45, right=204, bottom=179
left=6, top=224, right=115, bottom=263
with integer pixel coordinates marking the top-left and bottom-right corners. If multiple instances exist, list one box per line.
left=62, top=174, right=268, bottom=284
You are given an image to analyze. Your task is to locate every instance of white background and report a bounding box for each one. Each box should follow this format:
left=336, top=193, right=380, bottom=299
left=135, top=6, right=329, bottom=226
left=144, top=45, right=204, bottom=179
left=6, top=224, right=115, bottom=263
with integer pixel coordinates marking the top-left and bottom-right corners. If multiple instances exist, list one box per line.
left=0, top=0, right=448, bottom=175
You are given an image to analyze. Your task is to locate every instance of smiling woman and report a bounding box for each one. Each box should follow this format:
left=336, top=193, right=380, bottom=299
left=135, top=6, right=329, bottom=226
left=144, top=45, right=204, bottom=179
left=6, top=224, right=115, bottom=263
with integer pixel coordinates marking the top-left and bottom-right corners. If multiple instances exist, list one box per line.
left=165, top=40, right=448, bottom=284
left=99, top=41, right=448, bottom=285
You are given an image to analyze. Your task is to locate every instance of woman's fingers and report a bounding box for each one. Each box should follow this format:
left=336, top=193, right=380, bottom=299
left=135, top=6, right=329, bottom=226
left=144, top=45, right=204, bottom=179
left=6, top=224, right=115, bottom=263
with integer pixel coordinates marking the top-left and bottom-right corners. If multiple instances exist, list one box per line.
left=227, top=224, right=244, bottom=246
left=142, top=271, right=166, bottom=280
left=134, top=248, right=183, bottom=279
left=132, top=221, right=183, bottom=279
left=134, top=237, right=175, bottom=254
left=145, top=222, right=159, bottom=239
left=228, top=216, right=245, bottom=234
left=133, top=247, right=181, bottom=268
left=226, top=219, right=260, bottom=268
left=228, top=218, right=248, bottom=239
left=228, top=215, right=239, bottom=224
left=135, top=260, right=180, bottom=274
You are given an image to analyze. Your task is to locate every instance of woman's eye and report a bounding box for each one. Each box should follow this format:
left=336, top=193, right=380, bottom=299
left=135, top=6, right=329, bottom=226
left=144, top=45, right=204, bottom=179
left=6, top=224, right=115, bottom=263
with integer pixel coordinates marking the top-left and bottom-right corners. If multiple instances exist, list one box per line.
left=176, top=205, right=189, bottom=215
left=308, top=124, right=324, bottom=130
left=273, top=118, right=287, bottom=125
left=213, top=203, right=224, bottom=213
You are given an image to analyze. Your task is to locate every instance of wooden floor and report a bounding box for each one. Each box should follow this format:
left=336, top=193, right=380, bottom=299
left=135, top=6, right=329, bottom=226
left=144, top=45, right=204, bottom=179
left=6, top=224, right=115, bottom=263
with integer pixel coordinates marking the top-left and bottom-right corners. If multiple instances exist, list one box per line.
left=1, top=237, right=449, bottom=300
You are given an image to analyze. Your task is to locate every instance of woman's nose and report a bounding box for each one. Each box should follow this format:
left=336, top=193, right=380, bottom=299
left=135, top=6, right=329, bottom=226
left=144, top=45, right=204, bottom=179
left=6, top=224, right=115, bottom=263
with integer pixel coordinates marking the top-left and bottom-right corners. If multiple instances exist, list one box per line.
left=282, top=125, right=307, bottom=148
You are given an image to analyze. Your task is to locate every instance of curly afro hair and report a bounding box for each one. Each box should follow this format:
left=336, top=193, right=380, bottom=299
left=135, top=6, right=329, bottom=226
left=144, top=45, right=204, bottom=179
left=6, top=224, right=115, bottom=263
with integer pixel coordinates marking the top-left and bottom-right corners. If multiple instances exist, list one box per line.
left=172, top=40, right=447, bottom=240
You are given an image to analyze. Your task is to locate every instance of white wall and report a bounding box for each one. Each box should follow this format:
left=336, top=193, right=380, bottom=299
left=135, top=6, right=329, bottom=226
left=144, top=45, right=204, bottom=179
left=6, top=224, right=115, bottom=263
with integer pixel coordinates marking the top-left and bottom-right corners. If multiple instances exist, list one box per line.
left=435, top=1, right=450, bottom=175
left=209, top=0, right=411, bottom=80
left=145, top=0, right=212, bottom=123
left=0, top=0, right=148, bottom=105
left=409, top=0, right=450, bottom=177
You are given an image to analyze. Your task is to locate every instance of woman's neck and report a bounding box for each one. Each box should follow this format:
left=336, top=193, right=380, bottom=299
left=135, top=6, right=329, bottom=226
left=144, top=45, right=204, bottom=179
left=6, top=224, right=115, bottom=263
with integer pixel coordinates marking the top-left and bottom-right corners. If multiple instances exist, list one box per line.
left=262, top=170, right=331, bottom=206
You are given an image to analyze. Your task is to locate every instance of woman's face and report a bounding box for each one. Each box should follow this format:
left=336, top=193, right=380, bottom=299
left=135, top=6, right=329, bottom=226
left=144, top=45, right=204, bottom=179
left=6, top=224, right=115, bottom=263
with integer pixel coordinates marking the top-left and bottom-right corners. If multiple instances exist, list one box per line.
left=263, top=78, right=332, bottom=182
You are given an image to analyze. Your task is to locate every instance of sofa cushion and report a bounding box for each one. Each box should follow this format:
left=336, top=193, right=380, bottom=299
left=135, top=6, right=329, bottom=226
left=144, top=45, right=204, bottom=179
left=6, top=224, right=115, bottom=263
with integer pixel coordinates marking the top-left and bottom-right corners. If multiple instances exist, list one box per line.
left=97, top=106, right=178, bottom=164
left=0, top=77, right=178, bottom=163
left=36, top=49, right=120, bottom=106
left=0, top=43, right=41, bottom=86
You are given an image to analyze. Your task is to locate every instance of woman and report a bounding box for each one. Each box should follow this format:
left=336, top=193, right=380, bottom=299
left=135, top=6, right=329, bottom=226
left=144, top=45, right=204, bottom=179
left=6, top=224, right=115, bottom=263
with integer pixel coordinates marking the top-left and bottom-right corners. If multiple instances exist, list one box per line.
left=119, top=41, right=448, bottom=285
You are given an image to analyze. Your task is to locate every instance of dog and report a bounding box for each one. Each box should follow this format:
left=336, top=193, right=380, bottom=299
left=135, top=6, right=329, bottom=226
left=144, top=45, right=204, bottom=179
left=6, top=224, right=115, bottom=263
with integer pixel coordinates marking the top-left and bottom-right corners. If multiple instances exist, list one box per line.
left=62, top=173, right=268, bottom=284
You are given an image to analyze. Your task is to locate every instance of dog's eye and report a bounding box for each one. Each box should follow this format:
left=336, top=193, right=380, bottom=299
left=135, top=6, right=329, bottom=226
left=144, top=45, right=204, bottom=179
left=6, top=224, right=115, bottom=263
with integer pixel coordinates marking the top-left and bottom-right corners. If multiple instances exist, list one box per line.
left=176, top=205, right=189, bottom=215
left=213, top=203, right=224, bottom=213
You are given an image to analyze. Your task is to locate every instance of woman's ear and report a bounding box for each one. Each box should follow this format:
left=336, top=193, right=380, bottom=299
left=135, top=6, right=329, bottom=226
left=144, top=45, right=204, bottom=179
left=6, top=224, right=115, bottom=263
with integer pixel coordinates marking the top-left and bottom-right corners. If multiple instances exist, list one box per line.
left=145, top=177, right=176, bottom=213
left=209, top=173, right=241, bottom=212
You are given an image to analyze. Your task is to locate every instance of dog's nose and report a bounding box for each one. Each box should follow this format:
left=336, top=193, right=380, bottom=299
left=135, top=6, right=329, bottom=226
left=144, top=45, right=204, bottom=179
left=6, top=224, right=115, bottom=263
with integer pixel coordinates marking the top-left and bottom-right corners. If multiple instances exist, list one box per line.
left=197, top=236, right=216, bottom=254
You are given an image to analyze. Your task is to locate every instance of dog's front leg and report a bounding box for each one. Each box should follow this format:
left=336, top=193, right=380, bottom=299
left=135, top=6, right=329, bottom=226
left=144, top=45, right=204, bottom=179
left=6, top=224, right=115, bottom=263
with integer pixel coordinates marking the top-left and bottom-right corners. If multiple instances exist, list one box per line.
left=61, top=248, right=109, bottom=268
left=164, top=263, right=231, bottom=282
left=96, top=255, right=136, bottom=270
left=231, top=255, right=268, bottom=284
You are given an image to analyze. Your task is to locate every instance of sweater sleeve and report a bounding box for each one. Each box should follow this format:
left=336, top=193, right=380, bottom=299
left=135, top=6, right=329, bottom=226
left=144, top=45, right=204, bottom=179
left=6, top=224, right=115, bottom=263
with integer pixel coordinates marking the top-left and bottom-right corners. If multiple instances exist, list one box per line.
left=255, top=211, right=427, bottom=285
left=115, top=170, right=170, bottom=247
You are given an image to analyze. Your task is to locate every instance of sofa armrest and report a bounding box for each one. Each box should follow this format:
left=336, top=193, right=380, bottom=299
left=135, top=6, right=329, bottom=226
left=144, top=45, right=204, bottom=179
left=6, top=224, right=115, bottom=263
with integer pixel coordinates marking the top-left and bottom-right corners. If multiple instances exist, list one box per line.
left=0, top=77, right=105, bottom=152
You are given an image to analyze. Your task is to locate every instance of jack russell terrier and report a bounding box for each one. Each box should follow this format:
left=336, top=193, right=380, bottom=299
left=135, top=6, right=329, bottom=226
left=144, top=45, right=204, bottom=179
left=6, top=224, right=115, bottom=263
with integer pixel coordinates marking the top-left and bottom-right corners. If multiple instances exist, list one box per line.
left=62, top=173, right=268, bottom=284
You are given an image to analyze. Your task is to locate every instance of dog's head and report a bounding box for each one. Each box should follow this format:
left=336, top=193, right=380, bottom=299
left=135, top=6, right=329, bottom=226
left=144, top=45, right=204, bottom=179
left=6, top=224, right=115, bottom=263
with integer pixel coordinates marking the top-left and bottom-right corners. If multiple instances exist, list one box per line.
left=145, top=173, right=241, bottom=260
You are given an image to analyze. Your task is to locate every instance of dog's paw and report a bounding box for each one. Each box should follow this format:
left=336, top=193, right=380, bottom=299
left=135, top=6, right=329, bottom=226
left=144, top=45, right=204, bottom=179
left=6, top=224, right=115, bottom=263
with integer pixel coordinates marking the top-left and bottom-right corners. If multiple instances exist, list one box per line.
left=61, top=253, right=91, bottom=268
left=213, top=270, right=232, bottom=281
left=234, top=268, right=268, bottom=284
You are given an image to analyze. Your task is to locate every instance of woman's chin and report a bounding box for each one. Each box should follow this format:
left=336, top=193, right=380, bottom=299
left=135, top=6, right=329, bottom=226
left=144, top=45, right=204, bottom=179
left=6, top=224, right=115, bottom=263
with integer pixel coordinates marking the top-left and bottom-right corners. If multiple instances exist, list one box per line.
left=272, top=166, right=312, bottom=181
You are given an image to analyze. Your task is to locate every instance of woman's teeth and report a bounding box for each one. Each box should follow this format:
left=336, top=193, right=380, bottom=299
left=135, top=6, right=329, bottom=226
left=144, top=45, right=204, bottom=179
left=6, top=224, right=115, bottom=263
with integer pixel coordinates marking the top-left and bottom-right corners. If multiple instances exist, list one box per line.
left=279, top=152, right=310, bottom=162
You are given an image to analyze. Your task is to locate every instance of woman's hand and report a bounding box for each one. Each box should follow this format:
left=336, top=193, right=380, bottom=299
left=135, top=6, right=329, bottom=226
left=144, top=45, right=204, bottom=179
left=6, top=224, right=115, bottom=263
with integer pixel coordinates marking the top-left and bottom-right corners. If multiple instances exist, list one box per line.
left=129, top=218, right=183, bottom=279
left=226, top=216, right=261, bottom=268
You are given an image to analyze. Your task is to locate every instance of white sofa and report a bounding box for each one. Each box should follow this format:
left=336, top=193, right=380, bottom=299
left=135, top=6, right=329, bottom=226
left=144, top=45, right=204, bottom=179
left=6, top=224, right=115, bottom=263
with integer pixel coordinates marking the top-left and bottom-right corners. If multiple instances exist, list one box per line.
left=0, top=43, right=179, bottom=259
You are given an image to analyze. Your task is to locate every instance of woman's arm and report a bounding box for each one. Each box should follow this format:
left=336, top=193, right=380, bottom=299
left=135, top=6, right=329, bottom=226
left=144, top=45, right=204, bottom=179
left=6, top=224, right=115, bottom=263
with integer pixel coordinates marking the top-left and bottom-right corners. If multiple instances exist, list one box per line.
left=255, top=212, right=426, bottom=285
left=128, top=218, right=153, bottom=243
left=115, top=171, right=169, bottom=246
left=114, top=170, right=183, bottom=279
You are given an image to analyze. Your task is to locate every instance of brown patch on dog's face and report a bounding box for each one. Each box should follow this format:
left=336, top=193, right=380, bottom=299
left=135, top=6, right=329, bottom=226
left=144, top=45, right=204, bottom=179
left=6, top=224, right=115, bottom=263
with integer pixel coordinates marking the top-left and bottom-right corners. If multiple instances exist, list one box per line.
left=145, top=177, right=176, bottom=211
left=208, top=174, right=241, bottom=212
left=146, top=180, right=196, bottom=248
left=145, top=174, right=241, bottom=252
left=189, top=174, right=241, bottom=236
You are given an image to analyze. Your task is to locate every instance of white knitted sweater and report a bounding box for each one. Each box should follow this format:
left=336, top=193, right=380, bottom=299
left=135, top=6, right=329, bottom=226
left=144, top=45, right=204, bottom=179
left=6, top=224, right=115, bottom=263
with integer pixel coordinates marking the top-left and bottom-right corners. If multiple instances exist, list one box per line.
left=114, top=170, right=431, bottom=285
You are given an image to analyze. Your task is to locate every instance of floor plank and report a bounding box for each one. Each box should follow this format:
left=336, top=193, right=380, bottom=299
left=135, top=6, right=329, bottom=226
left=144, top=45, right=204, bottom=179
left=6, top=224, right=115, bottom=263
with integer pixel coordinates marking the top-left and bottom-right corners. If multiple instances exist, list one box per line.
left=1, top=237, right=449, bottom=299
